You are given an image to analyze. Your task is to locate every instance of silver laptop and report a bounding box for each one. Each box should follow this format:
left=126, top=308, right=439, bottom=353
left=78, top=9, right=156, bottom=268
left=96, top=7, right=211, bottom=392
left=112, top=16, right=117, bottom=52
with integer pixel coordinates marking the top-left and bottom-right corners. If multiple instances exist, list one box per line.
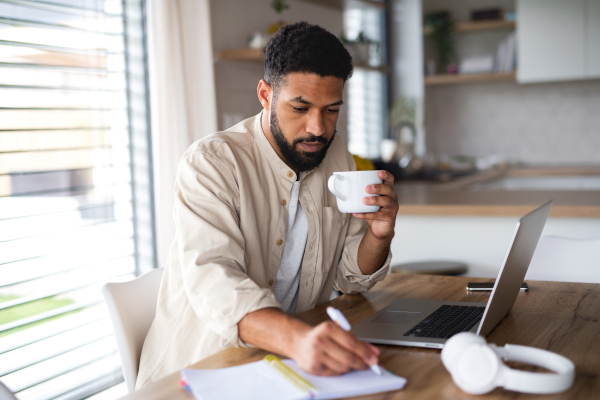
left=352, top=200, right=553, bottom=349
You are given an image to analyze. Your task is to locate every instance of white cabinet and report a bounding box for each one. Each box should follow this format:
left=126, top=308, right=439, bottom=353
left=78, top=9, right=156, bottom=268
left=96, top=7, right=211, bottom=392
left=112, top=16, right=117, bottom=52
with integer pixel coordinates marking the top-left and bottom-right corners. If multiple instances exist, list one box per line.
left=517, top=0, right=600, bottom=83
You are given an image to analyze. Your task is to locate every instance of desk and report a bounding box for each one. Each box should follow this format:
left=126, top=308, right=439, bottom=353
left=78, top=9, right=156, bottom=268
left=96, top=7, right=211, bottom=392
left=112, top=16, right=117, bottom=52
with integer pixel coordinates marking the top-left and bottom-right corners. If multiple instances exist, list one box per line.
left=121, top=274, right=600, bottom=399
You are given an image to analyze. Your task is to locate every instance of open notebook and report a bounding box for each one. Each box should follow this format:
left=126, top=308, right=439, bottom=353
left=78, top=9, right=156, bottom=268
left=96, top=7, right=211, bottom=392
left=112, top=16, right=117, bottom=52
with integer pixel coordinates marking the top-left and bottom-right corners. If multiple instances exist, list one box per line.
left=180, top=355, right=407, bottom=400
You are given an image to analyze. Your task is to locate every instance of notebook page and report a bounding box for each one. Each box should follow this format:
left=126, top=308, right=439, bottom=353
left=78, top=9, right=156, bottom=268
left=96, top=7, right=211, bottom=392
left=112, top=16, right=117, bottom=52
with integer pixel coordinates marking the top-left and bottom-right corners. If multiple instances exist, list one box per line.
left=283, top=359, right=407, bottom=400
left=181, top=360, right=308, bottom=400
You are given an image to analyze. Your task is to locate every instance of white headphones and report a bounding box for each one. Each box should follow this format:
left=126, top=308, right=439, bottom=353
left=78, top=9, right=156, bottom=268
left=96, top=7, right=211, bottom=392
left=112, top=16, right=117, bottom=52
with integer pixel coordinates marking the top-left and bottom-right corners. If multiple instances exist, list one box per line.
left=441, top=332, right=575, bottom=395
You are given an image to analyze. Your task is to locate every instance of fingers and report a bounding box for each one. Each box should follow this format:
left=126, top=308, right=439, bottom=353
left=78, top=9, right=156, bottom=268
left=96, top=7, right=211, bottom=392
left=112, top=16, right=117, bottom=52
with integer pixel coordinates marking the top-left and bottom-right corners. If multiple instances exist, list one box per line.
left=322, top=335, right=370, bottom=372
left=363, top=194, right=396, bottom=208
left=322, top=322, right=378, bottom=367
left=368, top=343, right=380, bottom=356
left=378, top=170, right=395, bottom=185
left=359, top=180, right=399, bottom=221
left=296, top=322, right=379, bottom=377
left=365, top=183, right=398, bottom=199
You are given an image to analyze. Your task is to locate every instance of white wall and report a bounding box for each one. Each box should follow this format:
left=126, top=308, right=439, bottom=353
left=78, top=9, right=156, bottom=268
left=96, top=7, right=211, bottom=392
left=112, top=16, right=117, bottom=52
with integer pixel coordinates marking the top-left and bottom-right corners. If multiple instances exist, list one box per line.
left=390, top=215, right=600, bottom=278
left=425, top=80, right=600, bottom=165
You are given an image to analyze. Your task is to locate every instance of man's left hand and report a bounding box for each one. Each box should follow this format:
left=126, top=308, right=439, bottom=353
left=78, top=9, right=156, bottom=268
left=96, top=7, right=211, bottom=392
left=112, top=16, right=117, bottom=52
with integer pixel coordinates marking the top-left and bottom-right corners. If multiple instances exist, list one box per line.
left=352, top=170, right=399, bottom=239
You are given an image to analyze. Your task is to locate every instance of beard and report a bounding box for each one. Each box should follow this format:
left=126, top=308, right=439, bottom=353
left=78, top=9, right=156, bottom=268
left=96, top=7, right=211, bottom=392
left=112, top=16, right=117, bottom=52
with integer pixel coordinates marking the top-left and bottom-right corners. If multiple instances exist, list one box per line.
left=270, top=108, right=336, bottom=173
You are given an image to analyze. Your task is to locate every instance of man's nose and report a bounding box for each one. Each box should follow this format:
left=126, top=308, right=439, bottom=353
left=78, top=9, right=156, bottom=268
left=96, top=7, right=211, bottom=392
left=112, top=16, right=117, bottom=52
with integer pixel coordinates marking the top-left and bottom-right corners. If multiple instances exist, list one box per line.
left=306, top=110, right=326, bottom=137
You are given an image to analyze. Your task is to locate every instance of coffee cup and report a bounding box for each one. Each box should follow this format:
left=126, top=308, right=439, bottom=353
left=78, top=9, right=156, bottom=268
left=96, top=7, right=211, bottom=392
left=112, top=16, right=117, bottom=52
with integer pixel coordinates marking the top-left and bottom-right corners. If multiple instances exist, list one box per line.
left=327, top=171, right=383, bottom=213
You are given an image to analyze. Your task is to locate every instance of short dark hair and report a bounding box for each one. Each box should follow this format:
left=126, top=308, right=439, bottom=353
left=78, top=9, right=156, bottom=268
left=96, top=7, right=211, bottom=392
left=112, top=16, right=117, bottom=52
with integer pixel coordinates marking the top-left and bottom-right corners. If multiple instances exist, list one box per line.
left=262, top=22, right=353, bottom=91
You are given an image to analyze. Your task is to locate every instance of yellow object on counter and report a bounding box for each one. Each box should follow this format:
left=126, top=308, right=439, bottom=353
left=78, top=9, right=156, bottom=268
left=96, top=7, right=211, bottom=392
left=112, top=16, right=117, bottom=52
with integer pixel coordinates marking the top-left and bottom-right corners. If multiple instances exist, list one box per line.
left=352, top=154, right=375, bottom=171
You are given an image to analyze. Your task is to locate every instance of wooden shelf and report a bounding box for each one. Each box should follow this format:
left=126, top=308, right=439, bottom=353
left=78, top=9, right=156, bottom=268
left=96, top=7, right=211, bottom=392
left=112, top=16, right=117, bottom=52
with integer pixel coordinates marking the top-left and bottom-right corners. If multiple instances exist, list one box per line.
left=424, top=72, right=516, bottom=86
left=297, top=0, right=385, bottom=10
left=216, top=48, right=388, bottom=73
left=424, top=20, right=516, bottom=35
left=217, top=48, right=263, bottom=62
left=456, top=20, right=516, bottom=32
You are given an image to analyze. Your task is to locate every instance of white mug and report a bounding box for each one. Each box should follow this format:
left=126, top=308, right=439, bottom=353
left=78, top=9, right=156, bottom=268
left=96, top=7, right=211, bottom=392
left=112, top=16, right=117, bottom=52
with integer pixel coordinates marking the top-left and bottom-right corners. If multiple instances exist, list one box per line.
left=327, top=171, right=382, bottom=213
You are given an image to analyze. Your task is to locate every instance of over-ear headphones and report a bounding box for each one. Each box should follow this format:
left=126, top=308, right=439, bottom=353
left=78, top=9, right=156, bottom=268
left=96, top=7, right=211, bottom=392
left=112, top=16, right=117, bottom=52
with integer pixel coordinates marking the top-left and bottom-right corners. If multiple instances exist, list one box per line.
left=441, top=332, right=575, bottom=395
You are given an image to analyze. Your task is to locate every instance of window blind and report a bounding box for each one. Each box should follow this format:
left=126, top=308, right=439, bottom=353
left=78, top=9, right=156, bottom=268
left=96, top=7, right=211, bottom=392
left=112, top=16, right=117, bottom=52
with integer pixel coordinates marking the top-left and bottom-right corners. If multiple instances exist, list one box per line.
left=0, top=1, right=156, bottom=399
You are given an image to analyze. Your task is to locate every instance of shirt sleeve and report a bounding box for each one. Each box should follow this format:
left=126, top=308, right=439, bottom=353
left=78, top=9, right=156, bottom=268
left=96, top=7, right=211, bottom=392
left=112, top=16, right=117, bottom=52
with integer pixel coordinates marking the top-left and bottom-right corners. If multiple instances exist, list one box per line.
left=173, top=146, right=282, bottom=348
left=334, top=152, right=392, bottom=294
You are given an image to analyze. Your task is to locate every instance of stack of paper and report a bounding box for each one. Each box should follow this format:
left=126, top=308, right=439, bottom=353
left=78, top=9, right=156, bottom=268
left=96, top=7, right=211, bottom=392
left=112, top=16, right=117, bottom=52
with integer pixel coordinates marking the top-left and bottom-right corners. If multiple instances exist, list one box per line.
left=181, top=358, right=407, bottom=400
left=494, top=33, right=517, bottom=72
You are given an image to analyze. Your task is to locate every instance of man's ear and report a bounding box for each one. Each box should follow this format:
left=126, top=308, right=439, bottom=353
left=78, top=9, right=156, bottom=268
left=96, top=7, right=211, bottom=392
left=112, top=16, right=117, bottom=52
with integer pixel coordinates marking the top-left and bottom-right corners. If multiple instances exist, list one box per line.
left=257, top=80, right=272, bottom=111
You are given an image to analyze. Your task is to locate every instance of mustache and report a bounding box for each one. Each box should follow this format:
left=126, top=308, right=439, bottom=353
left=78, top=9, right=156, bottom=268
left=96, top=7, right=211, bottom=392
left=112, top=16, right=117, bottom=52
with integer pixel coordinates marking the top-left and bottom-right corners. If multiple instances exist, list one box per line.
left=293, top=130, right=337, bottom=145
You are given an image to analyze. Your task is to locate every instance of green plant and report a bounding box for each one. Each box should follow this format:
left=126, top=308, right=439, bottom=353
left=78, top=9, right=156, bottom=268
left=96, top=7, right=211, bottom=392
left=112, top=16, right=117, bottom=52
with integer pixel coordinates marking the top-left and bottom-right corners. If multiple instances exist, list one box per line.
left=424, top=11, right=455, bottom=73
left=271, top=0, right=289, bottom=14
left=340, top=31, right=377, bottom=46
left=340, top=31, right=380, bottom=65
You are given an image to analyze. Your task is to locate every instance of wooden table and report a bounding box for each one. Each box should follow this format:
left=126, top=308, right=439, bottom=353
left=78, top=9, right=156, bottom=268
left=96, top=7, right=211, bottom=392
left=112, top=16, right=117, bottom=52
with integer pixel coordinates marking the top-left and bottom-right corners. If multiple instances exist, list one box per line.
left=121, top=274, right=600, bottom=399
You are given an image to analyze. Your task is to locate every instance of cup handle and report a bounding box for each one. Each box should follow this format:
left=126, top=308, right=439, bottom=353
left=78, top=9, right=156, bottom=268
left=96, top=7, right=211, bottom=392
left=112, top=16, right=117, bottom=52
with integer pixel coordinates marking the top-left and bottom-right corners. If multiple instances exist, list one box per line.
left=328, top=175, right=347, bottom=201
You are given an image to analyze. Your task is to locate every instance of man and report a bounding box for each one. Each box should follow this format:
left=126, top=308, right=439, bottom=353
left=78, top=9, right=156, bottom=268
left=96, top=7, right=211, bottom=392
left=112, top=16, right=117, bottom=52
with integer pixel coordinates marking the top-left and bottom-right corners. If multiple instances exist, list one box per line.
left=136, top=22, right=399, bottom=388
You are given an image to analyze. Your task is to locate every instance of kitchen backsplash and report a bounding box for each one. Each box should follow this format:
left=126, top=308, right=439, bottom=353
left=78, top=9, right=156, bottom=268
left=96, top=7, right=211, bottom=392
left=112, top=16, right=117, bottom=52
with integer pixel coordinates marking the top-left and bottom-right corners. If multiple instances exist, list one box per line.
left=425, top=80, right=600, bottom=165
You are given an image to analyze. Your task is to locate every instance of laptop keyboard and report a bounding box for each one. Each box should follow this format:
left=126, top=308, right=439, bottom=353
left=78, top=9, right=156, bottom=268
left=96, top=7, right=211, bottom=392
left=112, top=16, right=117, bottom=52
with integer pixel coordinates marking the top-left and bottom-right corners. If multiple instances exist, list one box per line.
left=403, top=305, right=485, bottom=339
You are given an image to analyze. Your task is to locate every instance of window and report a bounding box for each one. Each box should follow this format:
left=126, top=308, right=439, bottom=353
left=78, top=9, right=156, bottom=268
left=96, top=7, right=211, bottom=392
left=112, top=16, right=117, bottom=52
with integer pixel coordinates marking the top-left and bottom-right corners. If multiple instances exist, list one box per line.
left=344, top=5, right=388, bottom=159
left=0, top=0, right=155, bottom=399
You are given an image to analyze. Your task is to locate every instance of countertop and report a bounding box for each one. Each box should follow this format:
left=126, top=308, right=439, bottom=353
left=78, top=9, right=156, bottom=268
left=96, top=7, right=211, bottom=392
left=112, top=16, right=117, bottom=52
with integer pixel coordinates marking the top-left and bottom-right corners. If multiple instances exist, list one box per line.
left=393, top=167, right=600, bottom=217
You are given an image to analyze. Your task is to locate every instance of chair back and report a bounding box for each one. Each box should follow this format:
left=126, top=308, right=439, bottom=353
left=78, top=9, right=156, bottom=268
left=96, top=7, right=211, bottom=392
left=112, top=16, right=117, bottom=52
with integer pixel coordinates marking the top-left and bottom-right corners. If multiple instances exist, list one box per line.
left=0, top=381, right=16, bottom=400
left=526, top=235, right=600, bottom=283
left=101, top=268, right=164, bottom=393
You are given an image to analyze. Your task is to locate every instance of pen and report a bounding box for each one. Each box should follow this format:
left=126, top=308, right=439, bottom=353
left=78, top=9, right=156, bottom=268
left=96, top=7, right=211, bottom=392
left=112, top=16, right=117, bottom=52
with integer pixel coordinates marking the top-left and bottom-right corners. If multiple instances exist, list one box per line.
left=326, top=306, right=383, bottom=375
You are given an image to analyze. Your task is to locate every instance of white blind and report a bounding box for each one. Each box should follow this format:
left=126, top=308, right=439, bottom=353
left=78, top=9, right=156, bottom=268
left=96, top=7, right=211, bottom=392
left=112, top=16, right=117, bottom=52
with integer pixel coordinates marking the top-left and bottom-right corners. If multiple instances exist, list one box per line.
left=0, top=1, right=155, bottom=399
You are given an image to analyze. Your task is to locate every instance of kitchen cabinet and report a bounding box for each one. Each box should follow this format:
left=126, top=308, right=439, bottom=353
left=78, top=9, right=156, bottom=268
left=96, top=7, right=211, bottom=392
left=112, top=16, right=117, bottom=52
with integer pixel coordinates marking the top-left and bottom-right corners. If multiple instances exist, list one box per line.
left=517, top=0, right=600, bottom=83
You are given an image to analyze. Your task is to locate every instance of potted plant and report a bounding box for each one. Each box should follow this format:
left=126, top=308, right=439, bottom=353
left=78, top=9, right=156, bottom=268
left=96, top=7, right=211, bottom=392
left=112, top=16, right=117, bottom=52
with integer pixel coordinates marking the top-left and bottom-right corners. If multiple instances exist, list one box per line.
left=424, top=11, right=456, bottom=74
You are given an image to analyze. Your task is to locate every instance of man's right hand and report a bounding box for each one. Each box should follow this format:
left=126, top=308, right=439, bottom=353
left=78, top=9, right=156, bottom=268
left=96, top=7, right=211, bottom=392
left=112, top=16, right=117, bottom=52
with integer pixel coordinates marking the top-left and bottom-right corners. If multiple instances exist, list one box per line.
left=291, top=321, right=380, bottom=376
left=239, top=308, right=379, bottom=377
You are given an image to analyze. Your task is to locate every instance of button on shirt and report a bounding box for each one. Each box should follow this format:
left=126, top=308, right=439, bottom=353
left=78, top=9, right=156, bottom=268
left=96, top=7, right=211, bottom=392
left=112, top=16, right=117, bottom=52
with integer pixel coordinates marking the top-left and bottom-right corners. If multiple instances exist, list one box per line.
left=136, top=112, right=391, bottom=388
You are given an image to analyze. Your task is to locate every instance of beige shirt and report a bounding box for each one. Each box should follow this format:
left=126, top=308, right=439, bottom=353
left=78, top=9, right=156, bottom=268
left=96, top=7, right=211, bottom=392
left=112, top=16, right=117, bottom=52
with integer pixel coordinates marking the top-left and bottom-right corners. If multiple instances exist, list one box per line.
left=136, top=113, right=391, bottom=388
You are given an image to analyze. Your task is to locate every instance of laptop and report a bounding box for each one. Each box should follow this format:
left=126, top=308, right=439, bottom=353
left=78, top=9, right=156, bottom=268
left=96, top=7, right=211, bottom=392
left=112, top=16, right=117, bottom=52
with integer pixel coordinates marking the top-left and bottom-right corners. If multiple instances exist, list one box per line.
left=352, top=200, right=553, bottom=349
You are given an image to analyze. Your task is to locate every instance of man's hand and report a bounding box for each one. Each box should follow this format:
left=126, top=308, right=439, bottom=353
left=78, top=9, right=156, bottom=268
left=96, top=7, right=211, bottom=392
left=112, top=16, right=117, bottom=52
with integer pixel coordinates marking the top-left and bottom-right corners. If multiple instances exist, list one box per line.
left=238, top=308, right=379, bottom=376
left=352, top=170, right=399, bottom=239
left=291, top=321, right=380, bottom=376
left=353, top=170, right=398, bottom=275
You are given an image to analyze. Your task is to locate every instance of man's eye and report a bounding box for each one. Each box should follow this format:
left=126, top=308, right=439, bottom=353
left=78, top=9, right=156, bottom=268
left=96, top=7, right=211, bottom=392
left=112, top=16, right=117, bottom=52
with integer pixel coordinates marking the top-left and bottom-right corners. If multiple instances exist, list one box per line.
left=327, top=108, right=340, bottom=113
left=292, top=106, right=308, bottom=112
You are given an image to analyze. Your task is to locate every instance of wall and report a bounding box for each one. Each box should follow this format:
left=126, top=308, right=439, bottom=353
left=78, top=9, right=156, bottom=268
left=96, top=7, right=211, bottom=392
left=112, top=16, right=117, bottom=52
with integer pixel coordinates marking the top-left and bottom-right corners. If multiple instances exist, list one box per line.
left=209, top=0, right=348, bottom=143
left=421, top=0, right=600, bottom=165
left=425, top=80, right=600, bottom=165
left=390, top=215, right=600, bottom=278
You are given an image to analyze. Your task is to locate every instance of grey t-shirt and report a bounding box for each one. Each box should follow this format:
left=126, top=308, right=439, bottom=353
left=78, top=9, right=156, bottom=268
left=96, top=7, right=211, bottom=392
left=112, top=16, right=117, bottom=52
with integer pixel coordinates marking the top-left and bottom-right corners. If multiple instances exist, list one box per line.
left=273, top=180, right=308, bottom=315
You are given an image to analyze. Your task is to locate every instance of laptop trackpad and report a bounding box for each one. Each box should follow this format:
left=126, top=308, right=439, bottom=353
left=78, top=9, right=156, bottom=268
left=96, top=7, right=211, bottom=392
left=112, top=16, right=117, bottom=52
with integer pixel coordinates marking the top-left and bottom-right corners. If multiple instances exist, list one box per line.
left=371, top=310, right=421, bottom=325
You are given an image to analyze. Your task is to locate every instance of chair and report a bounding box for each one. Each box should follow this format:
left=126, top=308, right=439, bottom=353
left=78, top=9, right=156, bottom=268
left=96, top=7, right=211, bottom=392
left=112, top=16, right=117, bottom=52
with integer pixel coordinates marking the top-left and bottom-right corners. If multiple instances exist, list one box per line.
left=526, top=236, right=600, bottom=283
left=0, top=381, right=17, bottom=400
left=101, top=268, right=164, bottom=393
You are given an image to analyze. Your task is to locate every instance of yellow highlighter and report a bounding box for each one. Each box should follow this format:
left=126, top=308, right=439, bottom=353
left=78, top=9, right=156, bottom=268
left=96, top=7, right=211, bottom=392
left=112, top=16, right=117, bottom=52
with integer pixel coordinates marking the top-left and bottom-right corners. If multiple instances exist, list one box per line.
left=264, top=354, right=319, bottom=397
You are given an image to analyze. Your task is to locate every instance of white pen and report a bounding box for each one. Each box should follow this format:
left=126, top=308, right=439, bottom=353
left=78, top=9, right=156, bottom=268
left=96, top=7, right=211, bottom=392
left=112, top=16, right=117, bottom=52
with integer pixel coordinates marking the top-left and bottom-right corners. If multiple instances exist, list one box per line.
left=326, top=306, right=383, bottom=375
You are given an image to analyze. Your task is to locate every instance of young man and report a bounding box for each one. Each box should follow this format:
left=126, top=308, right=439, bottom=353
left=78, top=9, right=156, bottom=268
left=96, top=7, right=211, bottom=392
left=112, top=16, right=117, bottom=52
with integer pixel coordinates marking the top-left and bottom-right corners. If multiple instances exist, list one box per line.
left=136, top=22, right=399, bottom=388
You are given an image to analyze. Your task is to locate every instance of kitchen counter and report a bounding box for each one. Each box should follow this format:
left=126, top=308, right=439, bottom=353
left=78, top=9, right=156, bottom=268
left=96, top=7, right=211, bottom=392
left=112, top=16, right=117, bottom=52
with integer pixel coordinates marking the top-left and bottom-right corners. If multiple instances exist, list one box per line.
left=393, top=167, right=600, bottom=217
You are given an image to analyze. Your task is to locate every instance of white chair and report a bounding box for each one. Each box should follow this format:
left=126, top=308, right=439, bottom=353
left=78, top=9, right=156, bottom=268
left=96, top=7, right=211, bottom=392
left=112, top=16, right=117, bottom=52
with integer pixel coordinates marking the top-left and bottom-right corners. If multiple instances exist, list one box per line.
left=0, top=381, right=17, bottom=400
left=526, top=236, right=600, bottom=283
left=101, top=268, right=164, bottom=393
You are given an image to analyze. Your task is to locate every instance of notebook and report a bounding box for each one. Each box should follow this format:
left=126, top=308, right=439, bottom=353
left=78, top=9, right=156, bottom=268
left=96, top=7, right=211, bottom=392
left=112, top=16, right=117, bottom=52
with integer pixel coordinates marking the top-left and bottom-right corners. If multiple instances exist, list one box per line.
left=180, top=355, right=407, bottom=400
